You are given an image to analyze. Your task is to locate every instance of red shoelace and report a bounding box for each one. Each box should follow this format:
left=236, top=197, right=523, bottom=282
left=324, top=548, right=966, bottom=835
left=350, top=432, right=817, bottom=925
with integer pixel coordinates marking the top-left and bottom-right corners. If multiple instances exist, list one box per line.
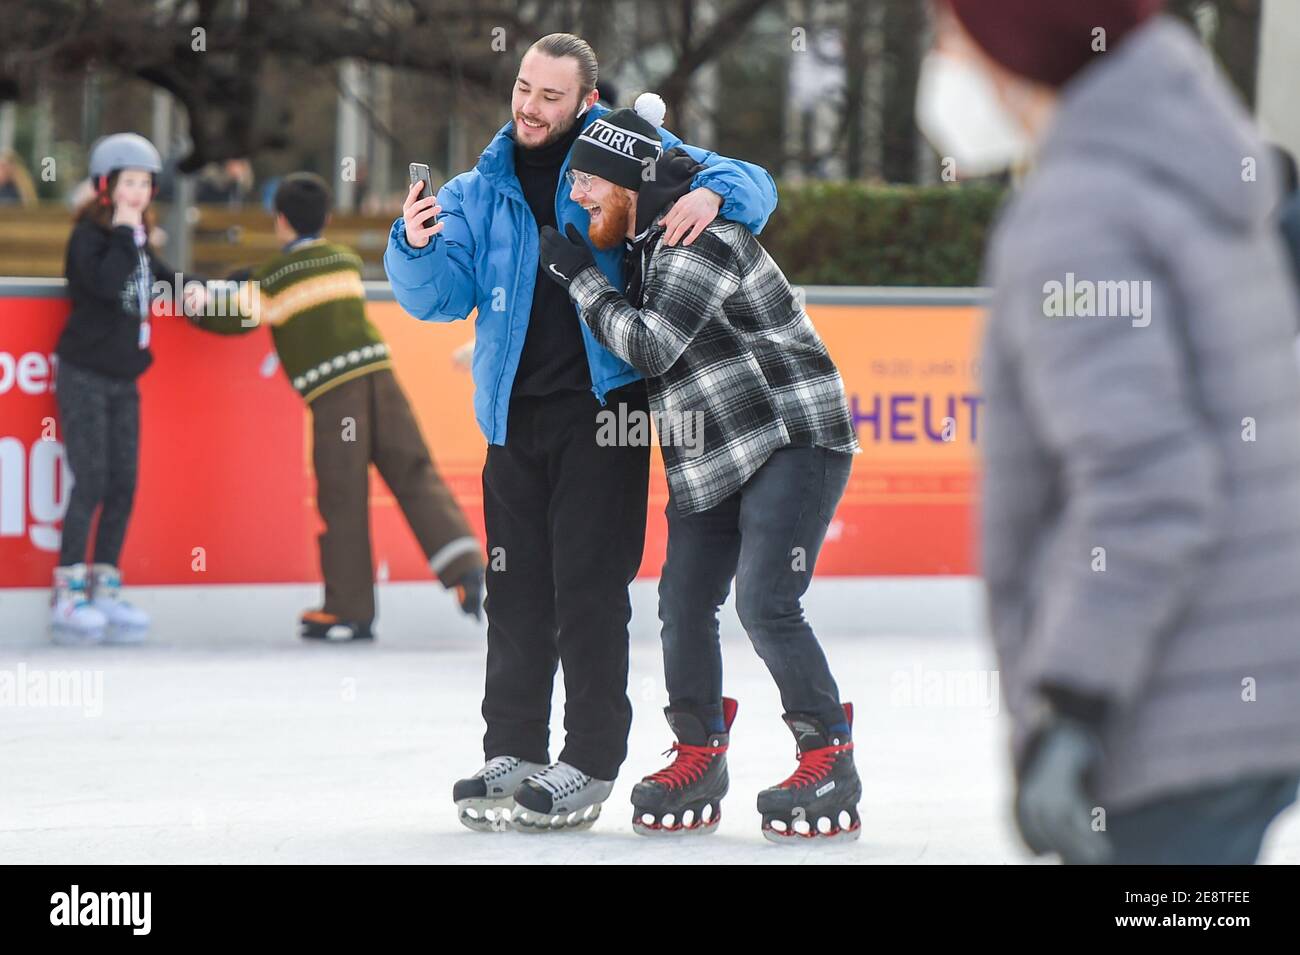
left=644, top=742, right=726, bottom=789
left=779, top=742, right=853, bottom=789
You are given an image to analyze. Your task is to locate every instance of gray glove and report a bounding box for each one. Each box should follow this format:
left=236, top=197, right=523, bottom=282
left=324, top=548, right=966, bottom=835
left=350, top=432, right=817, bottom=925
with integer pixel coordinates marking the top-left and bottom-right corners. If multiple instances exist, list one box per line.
left=1015, top=716, right=1113, bottom=864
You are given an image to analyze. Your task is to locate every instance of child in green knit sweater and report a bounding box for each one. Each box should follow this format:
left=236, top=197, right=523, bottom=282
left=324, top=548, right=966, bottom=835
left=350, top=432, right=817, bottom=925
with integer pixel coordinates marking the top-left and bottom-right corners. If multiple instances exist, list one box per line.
left=192, top=173, right=484, bottom=640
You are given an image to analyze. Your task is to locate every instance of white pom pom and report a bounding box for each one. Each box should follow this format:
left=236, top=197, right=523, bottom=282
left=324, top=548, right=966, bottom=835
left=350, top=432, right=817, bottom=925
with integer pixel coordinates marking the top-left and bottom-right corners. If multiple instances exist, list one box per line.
left=634, top=92, right=666, bottom=128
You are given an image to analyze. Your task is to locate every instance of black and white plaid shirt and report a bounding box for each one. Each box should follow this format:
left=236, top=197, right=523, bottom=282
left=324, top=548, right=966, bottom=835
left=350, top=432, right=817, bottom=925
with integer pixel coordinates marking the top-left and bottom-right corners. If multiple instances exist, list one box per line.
left=568, top=218, right=860, bottom=515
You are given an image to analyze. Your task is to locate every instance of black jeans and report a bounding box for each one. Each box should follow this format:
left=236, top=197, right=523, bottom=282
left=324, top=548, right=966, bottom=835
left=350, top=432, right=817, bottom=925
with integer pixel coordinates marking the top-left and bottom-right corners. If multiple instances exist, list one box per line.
left=56, top=360, right=140, bottom=567
left=1074, top=773, right=1300, bottom=865
left=658, top=444, right=853, bottom=732
left=480, top=382, right=650, bottom=781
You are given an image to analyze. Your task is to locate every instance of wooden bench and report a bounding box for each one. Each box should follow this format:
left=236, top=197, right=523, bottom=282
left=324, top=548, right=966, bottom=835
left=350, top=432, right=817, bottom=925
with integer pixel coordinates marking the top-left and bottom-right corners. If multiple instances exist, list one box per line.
left=0, top=204, right=397, bottom=279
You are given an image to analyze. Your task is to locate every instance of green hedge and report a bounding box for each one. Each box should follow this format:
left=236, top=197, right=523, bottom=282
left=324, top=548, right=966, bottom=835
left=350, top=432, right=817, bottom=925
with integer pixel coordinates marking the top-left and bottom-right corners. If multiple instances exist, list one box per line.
left=762, top=182, right=1006, bottom=287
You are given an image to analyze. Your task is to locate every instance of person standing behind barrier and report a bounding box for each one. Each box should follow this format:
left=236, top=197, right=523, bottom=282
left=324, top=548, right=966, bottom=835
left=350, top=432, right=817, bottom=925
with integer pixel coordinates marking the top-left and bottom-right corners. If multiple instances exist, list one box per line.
left=920, top=0, right=1300, bottom=863
left=53, top=133, right=202, bottom=644
left=0, top=149, right=38, bottom=206
left=191, top=173, right=485, bottom=641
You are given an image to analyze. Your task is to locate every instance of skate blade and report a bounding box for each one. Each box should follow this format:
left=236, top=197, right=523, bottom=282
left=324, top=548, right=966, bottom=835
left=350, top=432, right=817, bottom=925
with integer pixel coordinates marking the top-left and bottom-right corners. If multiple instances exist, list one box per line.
left=104, top=626, right=148, bottom=645
left=510, top=802, right=603, bottom=833
left=301, top=626, right=372, bottom=643
left=631, top=802, right=722, bottom=837
left=456, top=798, right=515, bottom=833
left=50, top=627, right=106, bottom=647
left=761, top=818, right=862, bottom=845
left=632, top=816, right=720, bottom=837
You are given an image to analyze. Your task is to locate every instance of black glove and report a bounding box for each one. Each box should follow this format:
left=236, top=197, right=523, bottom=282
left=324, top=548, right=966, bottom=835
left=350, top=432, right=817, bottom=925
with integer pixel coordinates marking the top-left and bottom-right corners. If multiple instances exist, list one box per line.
left=655, top=146, right=707, bottom=187
left=453, top=567, right=484, bottom=622
left=538, top=222, right=596, bottom=290
left=1014, top=707, right=1112, bottom=864
left=632, top=147, right=706, bottom=236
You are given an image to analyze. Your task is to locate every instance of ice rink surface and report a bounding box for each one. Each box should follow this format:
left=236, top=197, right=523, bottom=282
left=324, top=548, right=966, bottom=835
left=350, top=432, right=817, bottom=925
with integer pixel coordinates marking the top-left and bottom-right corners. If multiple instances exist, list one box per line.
left=4, top=620, right=1299, bottom=865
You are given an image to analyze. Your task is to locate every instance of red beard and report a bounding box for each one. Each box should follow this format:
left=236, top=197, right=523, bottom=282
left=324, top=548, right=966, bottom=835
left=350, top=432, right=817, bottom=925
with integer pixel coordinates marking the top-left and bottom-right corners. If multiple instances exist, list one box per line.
left=587, top=188, right=633, bottom=250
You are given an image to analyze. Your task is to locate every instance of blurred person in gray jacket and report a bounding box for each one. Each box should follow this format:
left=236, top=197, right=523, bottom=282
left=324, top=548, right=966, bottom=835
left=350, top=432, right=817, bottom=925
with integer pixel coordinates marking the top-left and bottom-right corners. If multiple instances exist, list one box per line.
left=920, top=0, right=1300, bottom=864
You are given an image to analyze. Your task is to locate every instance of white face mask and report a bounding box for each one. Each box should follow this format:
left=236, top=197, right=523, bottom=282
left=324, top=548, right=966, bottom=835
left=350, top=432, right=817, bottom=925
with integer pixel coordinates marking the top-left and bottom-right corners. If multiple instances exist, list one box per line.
left=916, top=51, right=1031, bottom=177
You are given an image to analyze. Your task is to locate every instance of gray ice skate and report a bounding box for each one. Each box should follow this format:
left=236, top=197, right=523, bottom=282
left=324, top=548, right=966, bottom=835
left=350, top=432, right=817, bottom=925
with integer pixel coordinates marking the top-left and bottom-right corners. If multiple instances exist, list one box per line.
left=453, top=756, right=545, bottom=832
left=511, top=761, right=615, bottom=833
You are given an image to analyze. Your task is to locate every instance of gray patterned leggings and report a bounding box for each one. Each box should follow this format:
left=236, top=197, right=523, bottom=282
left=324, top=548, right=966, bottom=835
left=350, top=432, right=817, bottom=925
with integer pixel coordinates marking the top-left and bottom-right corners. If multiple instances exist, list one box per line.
left=56, top=360, right=140, bottom=567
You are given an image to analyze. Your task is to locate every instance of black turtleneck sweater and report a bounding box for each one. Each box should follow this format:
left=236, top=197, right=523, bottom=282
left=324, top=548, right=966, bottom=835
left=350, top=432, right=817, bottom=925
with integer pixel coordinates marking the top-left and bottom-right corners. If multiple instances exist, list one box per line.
left=511, top=120, right=592, bottom=398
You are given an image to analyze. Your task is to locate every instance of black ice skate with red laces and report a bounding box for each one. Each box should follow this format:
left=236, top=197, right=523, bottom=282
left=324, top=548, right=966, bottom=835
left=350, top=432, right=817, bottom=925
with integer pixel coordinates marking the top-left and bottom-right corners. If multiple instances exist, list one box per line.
left=631, top=697, right=737, bottom=836
left=758, top=703, right=861, bottom=843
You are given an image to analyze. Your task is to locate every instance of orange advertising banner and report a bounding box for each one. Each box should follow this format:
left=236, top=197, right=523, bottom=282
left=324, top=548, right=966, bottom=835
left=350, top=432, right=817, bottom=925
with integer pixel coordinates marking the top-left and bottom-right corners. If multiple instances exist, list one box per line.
left=0, top=288, right=983, bottom=587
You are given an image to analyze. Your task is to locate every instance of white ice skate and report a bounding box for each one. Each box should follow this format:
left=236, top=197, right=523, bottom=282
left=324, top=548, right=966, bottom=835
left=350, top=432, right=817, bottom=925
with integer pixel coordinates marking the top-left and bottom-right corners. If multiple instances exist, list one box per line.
left=452, top=756, right=546, bottom=832
left=50, top=563, right=107, bottom=645
left=511, top=761, right=615, bottom=833
left=90, top=563, right=150, bottom=644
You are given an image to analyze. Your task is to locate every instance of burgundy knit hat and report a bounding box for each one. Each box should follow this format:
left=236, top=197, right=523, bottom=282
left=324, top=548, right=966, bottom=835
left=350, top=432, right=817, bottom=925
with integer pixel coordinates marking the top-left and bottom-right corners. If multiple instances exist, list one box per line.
left=944, top=0, right=1166, bottom=88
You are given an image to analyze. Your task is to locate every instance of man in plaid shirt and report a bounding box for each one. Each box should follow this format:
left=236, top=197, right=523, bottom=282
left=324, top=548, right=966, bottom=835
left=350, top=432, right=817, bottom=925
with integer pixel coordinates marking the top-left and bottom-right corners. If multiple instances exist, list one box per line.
left=539, top=104, right=864, bottom=841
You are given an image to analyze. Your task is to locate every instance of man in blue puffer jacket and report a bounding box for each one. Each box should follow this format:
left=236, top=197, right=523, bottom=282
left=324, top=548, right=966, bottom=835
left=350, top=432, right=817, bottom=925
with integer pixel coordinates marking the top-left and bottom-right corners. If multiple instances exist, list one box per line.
left=384, top=32, right=778, bottom=830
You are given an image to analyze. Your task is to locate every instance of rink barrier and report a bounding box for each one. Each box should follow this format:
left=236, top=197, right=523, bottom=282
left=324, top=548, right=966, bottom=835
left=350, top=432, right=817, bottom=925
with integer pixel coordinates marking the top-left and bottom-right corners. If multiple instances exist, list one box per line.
left=0, top=277, right=985, bottom=587
left=0, top=277, right=990, bottom=307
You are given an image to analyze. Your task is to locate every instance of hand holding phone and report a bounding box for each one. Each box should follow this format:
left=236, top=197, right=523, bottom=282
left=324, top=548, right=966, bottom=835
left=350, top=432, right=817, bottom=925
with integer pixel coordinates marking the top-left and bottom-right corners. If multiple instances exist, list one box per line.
left=404, top=162, right=443, bottom=249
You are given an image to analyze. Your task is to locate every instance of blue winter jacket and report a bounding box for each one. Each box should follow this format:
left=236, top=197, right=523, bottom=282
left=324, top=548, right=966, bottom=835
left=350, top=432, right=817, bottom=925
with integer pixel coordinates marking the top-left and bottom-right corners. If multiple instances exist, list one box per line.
left=383, top=104, right=778, bottom=445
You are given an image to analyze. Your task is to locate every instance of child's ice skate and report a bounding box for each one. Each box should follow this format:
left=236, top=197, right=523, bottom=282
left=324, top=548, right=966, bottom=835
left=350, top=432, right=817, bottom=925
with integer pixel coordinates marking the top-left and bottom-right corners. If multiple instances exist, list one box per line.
left=90, top=563, right=149, bottom=644
left=50, top=563, right=107, bottom=646
left=299, top=609, right=373, bottom=642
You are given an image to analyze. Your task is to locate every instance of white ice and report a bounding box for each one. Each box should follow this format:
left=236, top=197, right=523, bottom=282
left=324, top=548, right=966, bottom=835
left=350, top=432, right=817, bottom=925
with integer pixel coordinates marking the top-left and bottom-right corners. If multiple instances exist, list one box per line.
left=2, top=582, right=1298, bottom=864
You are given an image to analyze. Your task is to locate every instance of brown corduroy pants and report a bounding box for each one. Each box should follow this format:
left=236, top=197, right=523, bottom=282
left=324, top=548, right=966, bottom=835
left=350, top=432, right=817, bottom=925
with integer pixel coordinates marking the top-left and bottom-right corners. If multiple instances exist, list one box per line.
left=310, top=367, right=480, bottom=624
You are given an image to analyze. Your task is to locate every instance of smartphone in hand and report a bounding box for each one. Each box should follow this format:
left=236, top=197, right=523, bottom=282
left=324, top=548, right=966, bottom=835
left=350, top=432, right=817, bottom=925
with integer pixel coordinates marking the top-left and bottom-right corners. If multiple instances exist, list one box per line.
left=409, top=163, right=437, bottom=229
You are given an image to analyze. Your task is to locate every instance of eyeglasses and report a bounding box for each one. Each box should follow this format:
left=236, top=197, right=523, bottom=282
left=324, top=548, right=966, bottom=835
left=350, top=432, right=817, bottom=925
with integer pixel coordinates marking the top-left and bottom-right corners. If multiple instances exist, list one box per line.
left=565, top=169, right=594, bottom=194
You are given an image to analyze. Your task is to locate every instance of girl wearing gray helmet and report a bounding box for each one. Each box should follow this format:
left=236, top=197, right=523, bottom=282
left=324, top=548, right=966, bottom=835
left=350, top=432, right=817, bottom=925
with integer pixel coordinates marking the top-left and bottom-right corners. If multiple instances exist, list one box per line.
left=52, top=132, right=194, bottom=644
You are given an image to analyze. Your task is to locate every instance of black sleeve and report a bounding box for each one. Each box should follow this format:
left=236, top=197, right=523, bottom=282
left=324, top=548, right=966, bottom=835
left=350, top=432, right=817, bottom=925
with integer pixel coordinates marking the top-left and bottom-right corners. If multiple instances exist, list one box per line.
left=65, top=223, right=140, bottom=309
